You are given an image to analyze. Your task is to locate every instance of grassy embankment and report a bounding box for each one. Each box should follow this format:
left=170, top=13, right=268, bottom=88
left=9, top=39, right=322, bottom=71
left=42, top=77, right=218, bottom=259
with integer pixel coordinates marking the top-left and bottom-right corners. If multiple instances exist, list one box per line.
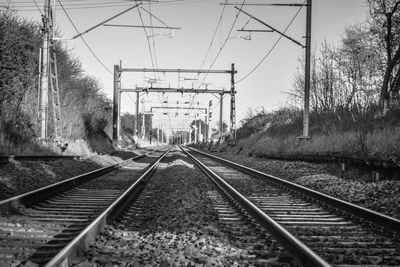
left=236, top=126, right=400, bottom=158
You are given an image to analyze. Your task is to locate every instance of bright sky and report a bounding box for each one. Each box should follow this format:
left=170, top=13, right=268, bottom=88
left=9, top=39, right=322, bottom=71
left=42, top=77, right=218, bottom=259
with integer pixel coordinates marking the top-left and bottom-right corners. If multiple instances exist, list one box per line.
left=9, top=0, right=368, bottom=133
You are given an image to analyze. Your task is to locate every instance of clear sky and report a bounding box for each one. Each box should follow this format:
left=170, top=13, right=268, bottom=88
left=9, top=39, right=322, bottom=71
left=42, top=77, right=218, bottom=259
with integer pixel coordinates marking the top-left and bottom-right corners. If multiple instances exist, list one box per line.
left=9, top=0, right=368, bottom=132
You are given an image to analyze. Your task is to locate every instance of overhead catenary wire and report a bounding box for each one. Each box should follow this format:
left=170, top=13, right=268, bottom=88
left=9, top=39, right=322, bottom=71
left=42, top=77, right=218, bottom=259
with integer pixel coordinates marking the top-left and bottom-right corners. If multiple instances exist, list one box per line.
left=197, top=0, right=246, bottom=89
left=8, top=0, right=209, bottom=11
left=5, top=3, right=137, bottom=11
left=31, top=0, right=43, bottom=15
left=195, top=0, right=228, bottom=78
left=57, top=0, right=114, bottom=74
left=135, top=0, right=157, bottom=80
left=147, top=3, right=161, bottom=81
left=235, top=0, right=305, bottom=84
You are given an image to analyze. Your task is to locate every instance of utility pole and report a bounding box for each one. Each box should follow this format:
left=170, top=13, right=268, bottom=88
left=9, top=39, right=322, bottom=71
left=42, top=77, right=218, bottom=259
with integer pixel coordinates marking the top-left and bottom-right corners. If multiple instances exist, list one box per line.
left=234, top=4, right=311, bottom=139
left=303, top=0, right=312, bottom=139
left=230, top=63, right=236, bottom=140
left=113, top=65, right=120, bottom=146
left=199, top=119, right=202, bottom=142
left=219, top=94, right=223, bottom=140
left=135, top=92, right=139, bottom=144
left=117, top=61, right=122, bottom=140
left=161, top=124, right=164, bottom=143
left=141, top=98, right=145, bottom=139
left=40, top=0, right=52, bottom=139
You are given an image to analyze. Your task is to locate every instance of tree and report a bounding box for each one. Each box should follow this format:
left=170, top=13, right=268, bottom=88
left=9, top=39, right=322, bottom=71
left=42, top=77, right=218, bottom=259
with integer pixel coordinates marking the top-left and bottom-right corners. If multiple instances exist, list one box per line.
left=0, top=8, right=114, bottom=144
left=368, top=0, right=400, bottom=112
left=0, top=8, right=41, bottom=141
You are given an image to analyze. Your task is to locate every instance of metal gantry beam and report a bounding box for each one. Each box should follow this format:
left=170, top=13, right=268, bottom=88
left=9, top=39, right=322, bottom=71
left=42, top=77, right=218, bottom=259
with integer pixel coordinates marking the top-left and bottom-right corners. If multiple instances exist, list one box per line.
left=119, top=68, right=236, bottom=74
left=120, top=87, right=232, bottom=94
left=104, top=24, right=181, bottom=30
left=150, top=106, right=207, bottom=113
left=112, top=64, right=237, bottom=146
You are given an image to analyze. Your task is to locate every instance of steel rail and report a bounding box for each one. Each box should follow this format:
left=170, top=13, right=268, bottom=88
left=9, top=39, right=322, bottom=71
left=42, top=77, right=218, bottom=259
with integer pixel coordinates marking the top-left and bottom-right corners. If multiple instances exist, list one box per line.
left=45, top=147, right=173, bottom=267
left=187, top=147, right=400, bottom=236
left=0, top=154, right=145, bottom=212
left=180, top=146, right=330, bottom=267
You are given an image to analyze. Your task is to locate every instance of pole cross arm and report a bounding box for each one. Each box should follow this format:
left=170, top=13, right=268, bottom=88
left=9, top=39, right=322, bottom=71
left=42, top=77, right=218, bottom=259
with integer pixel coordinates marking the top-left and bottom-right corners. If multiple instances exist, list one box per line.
left=238, top=29, right=274, bottom=33
left=72, top=3, right=141, bottom=39
left=120, top=87, right=233, bottom=94
left=119, top=68, right=236, bottom=74
left=150, top=106, right=207, bottom=113
left=103, top=24, right=181, bottom=30
left=220, top=3, right=307, bottom=6
left=234, top=6, right=305, bottom=48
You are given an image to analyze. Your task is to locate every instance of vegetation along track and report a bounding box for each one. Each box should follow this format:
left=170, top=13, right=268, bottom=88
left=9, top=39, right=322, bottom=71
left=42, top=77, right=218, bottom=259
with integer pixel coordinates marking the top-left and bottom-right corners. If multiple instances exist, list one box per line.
left=0, top=149, right=170, bottom=266
left=185, top=147, right=400, bottom=266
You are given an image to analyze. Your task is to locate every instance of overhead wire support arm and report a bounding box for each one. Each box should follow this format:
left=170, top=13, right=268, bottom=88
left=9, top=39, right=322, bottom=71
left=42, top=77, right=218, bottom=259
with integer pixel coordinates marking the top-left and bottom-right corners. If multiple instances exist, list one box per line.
left=238, top=29, right=274, bottom=32
left=103, top=24, right=181, bottom=30
left=139, top=6, right=169, bottom=27
left=220, top=3, right=307, bottom=6
left=119, top=68, right=236, bottom=74
left=72, top=3, right=142, bottom=39
left=234, top=6, right=305, bottom=48
left=120, top=87, right=233, bottom=95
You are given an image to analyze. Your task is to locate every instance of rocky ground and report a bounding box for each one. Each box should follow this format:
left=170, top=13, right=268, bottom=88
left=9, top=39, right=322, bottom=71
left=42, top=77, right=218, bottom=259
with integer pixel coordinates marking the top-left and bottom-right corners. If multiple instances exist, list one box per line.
left=0, top=151, right=138, bottom=201
left=211, top=151, right=400, bottom=220
left=73, top=153, right=292, bottom=267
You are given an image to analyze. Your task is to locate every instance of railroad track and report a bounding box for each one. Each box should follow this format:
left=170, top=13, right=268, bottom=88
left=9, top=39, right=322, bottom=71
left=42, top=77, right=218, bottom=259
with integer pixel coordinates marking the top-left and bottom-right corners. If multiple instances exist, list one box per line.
left=183, top=146, right=400, bottom=266
left=76, top=148, right=295, bottom=266
left=2, top=145, right=399, bottom=266
left=0, top=149, right=170, bottom=266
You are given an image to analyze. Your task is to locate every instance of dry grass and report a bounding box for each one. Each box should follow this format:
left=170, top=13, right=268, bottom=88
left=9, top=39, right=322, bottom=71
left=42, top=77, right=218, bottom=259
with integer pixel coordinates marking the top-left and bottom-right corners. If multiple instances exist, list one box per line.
left=0, top=133, right=54, bottom=156
left=63, top=139, right=97, bottom=156
left=236, top=126, right=400, bottom=158
left=0, top=132, right=98, bottom=157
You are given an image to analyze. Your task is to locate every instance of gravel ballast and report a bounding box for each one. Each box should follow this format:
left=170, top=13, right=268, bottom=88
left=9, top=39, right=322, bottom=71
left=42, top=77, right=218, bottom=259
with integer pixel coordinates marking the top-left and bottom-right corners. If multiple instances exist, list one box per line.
left=212, top=151, right=400, bottom=220
left=75, top=152, right=290, bottom=267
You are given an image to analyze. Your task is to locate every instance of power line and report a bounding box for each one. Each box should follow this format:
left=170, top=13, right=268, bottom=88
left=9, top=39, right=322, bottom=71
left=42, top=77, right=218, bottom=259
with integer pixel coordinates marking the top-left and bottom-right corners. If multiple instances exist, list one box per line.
left=196, top=0, right=228, bottom=76
left=236, top=0, right=305, bottom=84
left=135, top=0, right=157, bottom=79
left=197, top=0, right=246, bottom=88
left=57, top=0, right=113, bottom=74
left=31, top=0, right=43, bottom=15
left=6, top=3, right=136, bottom=11
left=147, top=4, right=160, bottom=79
left=11, top=1, right=133, bottom=7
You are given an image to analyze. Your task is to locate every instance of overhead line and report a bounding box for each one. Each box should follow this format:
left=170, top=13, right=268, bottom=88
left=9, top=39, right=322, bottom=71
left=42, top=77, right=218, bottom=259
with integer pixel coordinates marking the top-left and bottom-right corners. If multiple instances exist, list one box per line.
left=148, top=2, right=160, bottom=76
left=236, top=0, right=305, bottom=84
left=140, top=6, right=168, bottom=27
left=72, top=3, right=141, bottom=39
left=14, top=4, right=138, bottom=11
left=13, top=1, right=133, bottom=7
left=31, top=0, right=43, bottom=15
left=197, top=0, right=246, bottom=89
left=135, top=0, right=157, bottom=80
left=196, top=0, right=228, bottom=76
left=57, top=0, right=113, bottom=74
